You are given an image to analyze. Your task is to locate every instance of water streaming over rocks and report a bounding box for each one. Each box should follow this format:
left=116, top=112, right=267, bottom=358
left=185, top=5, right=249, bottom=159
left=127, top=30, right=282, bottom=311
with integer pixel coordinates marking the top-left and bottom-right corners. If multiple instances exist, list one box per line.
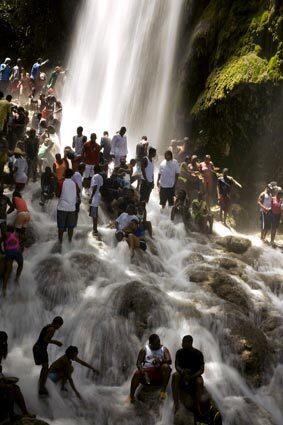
left=0, top=188, right=282, bottom=425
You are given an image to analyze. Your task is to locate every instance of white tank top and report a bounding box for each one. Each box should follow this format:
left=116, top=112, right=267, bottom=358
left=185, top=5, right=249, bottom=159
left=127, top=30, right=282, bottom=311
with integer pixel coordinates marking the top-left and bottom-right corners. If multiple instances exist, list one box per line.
left=141, top=157, right=154, bottom=183
left=143, top=344, right=164, bottom=368
left=261, top=192, right=272, bottom=211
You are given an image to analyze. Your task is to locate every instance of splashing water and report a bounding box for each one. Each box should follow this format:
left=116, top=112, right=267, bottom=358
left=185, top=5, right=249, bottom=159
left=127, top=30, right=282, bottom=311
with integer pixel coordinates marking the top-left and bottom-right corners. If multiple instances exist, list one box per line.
left=1, top=0, right=283, bottom=424
left=0, top=186, right=283, bottom=425
left=61, top=0, right=183, bottom=150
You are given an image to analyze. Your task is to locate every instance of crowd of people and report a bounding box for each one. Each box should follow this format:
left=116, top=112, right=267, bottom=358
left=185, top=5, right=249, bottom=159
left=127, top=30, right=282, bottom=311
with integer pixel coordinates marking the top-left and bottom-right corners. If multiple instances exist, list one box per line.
left=1, top=324, right=221, bottom=424
left=0, top=54, right=281, bottom=422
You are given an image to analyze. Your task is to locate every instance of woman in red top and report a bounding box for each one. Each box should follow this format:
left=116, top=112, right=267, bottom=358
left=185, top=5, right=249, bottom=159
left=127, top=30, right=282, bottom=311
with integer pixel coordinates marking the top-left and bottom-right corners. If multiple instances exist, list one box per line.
left=271, top=191, right=282, bottom=246
left=82, top=133, right=101, bottom=180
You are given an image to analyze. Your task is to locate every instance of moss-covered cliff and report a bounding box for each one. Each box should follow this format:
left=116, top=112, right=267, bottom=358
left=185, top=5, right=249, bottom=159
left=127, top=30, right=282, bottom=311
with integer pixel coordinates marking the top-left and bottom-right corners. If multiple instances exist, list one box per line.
left=177, top=0, right=283, bottom=190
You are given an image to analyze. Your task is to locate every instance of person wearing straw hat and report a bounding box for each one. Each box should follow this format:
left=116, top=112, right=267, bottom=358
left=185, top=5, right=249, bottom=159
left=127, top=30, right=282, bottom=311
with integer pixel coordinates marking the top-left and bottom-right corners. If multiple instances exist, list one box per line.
left=13, top=148, right=28, bottom=191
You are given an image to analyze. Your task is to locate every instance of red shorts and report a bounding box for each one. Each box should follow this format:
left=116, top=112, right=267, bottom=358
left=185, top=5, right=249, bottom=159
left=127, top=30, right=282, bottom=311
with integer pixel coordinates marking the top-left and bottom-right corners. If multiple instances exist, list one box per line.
left=135, top=367, right=162, bottom=385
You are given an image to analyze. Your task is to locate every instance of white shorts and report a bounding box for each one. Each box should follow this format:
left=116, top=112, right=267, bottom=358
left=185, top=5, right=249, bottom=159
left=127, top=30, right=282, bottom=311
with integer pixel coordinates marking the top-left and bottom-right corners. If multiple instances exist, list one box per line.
left=84, top=164, right=94, bottom=178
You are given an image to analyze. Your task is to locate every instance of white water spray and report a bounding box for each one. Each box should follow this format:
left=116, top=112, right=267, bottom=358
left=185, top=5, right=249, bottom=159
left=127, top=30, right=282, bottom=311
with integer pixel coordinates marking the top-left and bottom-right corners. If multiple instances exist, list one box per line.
left=61, top=0, right=183, bottom=151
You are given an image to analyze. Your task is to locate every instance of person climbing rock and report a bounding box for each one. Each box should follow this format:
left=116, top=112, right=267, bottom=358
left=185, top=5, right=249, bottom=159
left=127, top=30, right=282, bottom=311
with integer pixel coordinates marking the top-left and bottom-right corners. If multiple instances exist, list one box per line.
left=199, top=155, right=215, bottom=211
left=48, top=345, right=98, bottom=399
left=129, top=333, right=172, bottom=403
left=33, top=316, right=64, bottom=395
left=171, top=335, right=204, bottom=415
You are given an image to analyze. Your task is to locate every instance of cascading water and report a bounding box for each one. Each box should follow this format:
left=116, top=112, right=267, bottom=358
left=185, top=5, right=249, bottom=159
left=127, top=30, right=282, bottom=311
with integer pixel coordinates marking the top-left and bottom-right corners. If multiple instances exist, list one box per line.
left=1, top=1, right=283, bottom=425
left=61, top=0, right=183, bottom=150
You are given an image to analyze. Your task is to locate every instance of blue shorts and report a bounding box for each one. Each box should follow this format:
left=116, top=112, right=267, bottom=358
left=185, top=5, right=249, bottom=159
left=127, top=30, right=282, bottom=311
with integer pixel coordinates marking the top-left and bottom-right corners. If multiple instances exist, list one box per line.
left=89, top=206, right=98, bottom=218
left=5, top=250, right=23, bottom=266
left=48, top=372, right=59, bottom=383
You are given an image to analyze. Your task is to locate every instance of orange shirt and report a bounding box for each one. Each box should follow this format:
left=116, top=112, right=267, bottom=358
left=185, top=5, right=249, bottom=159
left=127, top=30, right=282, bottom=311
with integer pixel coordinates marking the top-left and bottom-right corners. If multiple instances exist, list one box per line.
left=54, top=161, right=67, bottom=181
left=13, top=196, right=28, bottom=212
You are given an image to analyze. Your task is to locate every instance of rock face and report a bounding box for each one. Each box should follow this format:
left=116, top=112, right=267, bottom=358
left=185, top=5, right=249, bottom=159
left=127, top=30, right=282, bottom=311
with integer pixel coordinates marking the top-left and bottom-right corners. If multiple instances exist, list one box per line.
left=113, top=281, right=170, bottom=338
left=216, top=236, right=251, bottom=254
left=3, top=418, right=49, bottom=425
left=176, top=0, right=283, bottom=208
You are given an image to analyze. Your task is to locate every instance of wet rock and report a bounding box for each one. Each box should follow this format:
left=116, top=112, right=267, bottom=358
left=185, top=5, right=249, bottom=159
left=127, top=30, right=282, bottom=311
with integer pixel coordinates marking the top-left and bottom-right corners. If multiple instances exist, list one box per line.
left=174, top=405, right=195, bottom=425
left=24, top=225, right=39, bottom=248
left=188, top=270, right=208, bottom=283
left=237, top=246, right=262, bottom=268
left=113, top=281, right=169, bottom=338
left=223, top=309, right=270, bottom=386
left=35, top=256, right=75, bottom=308
left=211, top=272, right=250, bottom=314
left=216, top=236, right=251, bottom=254
left=183, top=253, right=205, bottom=265
left=211, top=257, right=241, bottom=270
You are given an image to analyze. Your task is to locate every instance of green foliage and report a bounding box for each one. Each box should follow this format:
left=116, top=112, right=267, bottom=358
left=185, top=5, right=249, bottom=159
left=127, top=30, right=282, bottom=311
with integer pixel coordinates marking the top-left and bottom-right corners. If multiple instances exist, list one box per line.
left=193, top=53, right=269, bottom=113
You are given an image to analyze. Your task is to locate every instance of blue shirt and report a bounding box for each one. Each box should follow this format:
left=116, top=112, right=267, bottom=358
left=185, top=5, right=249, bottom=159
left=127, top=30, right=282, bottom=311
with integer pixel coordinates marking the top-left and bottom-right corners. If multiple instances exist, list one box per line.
left=30, top=62, right=40, bottom=80
left=0, top=64, right=11, bottom=81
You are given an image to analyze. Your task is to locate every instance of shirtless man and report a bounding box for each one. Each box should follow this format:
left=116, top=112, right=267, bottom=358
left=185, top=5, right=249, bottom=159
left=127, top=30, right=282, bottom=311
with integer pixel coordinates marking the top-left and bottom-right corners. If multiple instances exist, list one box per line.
left=33, top=316, right=64, bottom=395
left=129, top=334, right=172, bottom=402
left=48, top=345, right=98, bottom=399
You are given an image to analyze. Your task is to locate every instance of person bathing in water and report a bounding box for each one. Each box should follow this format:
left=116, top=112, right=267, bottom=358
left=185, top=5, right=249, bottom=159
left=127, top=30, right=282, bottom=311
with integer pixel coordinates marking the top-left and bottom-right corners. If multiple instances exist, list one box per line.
left=129, top=334, right=172, bottom=403
left=48, top=345, right=98, bottom=399
left=33, top=316, right=64, bottom=395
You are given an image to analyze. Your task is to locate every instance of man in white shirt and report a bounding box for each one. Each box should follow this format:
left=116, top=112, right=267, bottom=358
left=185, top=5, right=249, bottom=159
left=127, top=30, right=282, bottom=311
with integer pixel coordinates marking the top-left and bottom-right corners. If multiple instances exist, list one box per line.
left=72, top=163, right=85, bottom=219
left=89, top=165, right=104, bottom=236
left=110, top=126, right=128, bottom=166
left=157, top=150, right=180, bottom=209
left=57, top=169, right=78, bottom=243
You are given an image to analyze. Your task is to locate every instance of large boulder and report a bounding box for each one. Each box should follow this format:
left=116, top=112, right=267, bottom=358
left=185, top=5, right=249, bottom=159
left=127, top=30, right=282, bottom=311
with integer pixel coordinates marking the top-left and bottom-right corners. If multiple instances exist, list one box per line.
left=216, top=236, right=251, bottom=254
left=223, top=308, right=270, bottom=386
left=113, top=281, right=170, bottom=338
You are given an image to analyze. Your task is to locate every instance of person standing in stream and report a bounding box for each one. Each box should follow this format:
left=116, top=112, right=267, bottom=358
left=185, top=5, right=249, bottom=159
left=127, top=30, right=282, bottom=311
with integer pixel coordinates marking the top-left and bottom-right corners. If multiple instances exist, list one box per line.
left=33, top=316, right=64, bottom=396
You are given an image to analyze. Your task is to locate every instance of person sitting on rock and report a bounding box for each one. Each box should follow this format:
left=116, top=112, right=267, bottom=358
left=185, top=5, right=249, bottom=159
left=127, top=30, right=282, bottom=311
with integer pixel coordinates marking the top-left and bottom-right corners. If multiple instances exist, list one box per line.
left=191, top=192, right=213, bottom=234
left=48, top=345, right=98, bottom=399
left=129, top=333, right=172, bottom=403
left=33, top=316, right=64, bottom=396
left=171, top=335, right=204, bottom=415
left=0, top=332, right=35, bottom=421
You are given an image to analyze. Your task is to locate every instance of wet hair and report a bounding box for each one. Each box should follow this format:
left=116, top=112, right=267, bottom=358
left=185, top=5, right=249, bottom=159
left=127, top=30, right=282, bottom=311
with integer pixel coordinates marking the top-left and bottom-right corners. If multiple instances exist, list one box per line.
left=103, top=131, right=108, bottom=136
left=6, top=95, right=12, bottom=102
left=90, top=133, right=97, bottom=141
left=0, top=331, right=8, bottom=360
left=93, top=165, right=101, bottom=174
left=149, top=147, right=156, bottom=156
left=182, top=335, right=193, bottom=344
left=55, top=153, right=61, bottom=161
left=126, top=204, right=136, bottom=215
left=65, top=169, right=74, bottom=179
left=52, top=316, right=63, bottom=326
left=65, top=345, right=78, bottom=358
left=141, top=136, right=147, bottom=141
left=149, top=334, right=160, bottom=344
left=77, top=126, right=83, bottom=133
left=12, top=191, right=22, bottom=198
left=44, top=166, right=52, bottom=175
left=130, top=159, right=136, bottom=165
left=165, top=150, right=173, bottom=160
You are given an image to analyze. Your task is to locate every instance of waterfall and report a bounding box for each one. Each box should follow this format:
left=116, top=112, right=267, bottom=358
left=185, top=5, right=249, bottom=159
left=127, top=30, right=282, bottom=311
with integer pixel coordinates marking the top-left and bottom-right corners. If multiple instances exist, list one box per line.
left=61, top=0, right=183, bottom=152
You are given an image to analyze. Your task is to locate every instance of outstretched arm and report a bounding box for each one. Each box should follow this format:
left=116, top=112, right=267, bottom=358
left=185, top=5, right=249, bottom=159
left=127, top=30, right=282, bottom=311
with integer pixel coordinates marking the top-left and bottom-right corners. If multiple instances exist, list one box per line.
left=75, top=357, right=98, bottom=373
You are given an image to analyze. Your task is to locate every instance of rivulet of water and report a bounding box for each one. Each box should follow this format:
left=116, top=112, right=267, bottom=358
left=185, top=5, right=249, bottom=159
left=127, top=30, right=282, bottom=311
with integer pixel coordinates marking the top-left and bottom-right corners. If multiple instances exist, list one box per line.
left=0, top=186, right=282, bottom=425
left=61, top=0, right=183, bottom=150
